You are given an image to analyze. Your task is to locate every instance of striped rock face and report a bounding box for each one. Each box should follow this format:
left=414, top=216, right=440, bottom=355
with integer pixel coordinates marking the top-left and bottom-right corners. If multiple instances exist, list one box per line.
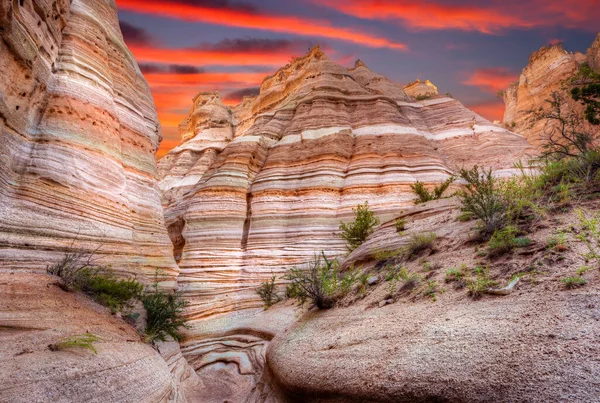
left=0, top=0, right=178, bottom=282
left=502, top=43, right=592, bottom=147
left=159, top=45, right=535, bottom=394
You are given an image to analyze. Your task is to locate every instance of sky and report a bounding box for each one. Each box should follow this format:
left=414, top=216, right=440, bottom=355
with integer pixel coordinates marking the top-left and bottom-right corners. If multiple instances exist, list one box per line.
left=114, top=0, right=599, bottom=158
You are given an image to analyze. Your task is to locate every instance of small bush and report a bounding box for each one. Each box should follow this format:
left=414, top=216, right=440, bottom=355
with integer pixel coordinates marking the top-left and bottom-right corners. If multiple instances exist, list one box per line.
left=47, top=251, right=99, bottom=291
left=141, top=276, right=189, bottom=343
left=445, top=265, right=467, bottom=284
left=562, top=276, right=587, bottom=289
left=81, top=273, right=143, bottom=314
left=256, top=275, right=281, bottom=309
left=49, top=333, right=101, bottom=354
left=339, top=202, right=380, bottom=251
left=395, top=218, right=407, bottom=234
left=457, top=211, right=474, bottom=222
left=283, top=252, right=357, bottom=309
left=457, top=166, right=507, bottom=236
left=576, top=266, right=592, bottom=276
left=466, top=267, right=497, bottom=299
left=418, top=280, right=441, bottom=301
left=547, top=231, right=568, bottom=250
left=405, top=232, right=437, bottom=259
left=385, top=266, right=421, bottom=296
left=488, top=226, right=519, bottom=257
left=410, top=177, right=455, bottom=204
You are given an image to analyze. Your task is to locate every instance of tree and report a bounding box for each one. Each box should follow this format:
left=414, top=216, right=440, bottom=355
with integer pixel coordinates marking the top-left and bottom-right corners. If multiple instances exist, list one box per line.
left=570, top=62, right=600, bottom=125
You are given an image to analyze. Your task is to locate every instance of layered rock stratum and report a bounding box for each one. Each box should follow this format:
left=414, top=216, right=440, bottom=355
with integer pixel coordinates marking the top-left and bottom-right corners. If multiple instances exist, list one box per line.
left=0, top=0, right=177, bottom=281
left=503, top=35, right=600, bottom=145
left=0, top=1, right=193, bottom=401
left=159, top=45, right=535, bottom=399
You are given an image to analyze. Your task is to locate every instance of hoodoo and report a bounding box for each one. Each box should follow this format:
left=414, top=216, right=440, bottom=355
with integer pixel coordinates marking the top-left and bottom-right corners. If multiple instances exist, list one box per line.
left=158, top=45, right=535, bottom=399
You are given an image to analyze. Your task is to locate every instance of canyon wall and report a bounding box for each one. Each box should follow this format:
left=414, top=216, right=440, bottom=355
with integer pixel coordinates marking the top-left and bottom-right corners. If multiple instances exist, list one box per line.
left=0, top=1, right=192, bottom=402
left=503, top=35, right=600, bottom=146
left=0, top=0, right=178, bottom=282
left=159, top=46, right=535, bottom=396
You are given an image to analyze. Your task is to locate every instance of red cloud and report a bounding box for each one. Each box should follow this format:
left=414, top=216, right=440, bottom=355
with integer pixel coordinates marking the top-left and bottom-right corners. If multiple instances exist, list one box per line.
left=463, top=67, right=518, bottom=94
left=116, top=0, right=406, bottom=50
left=316, top=0, right=600, bottom=33
left=467, top=100, right=506, bottom=122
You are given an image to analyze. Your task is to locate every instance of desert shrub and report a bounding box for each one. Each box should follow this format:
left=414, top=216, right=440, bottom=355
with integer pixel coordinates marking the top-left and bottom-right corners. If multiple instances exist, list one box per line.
left=487, top=225, right=519, bottom=257
left=283, top=252, right=357, bottom=309
left=418, top=280, right=441, bottom=301
left=562, top=276, right=587, bottom=289
left=81, top=272, right=143, bottom=314
left=466, top=266, right=497, bottom=299
left=49, top=333, right=101, bottom=354
left=385, top=266, right=421, bottom=296
left=339, top=202, right=380, bottom=251
left=457, top=166, right=508, bottom=236
left=410, top=177, right=455, bottom=204
left=395, top=218, right=407, bottom=234
left=457, top=211, right=474, bottom=222
left=405, top=232, right=437, bottom=259
left=445, top=265, right=468, bottom=284
left=575, top=209, right=600, bottom=263
left=141, top=277, right=189, bottom=343
left=576, top=266, right=592, bottom=276
left=256, top=275, right=281, bottom=309
left=47, top=251, right=100, bottom=291
left=547, top=230, right=568, bottom=250
left=48, top=253, right=142, bottom=313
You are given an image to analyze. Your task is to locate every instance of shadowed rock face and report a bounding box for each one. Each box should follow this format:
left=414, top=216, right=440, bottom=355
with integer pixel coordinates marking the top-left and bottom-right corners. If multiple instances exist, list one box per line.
left=0, top=0, right=178, bottom=282
left=503, top=39, right=600, bottom=146
left=158, top=46, right=535, bottom=398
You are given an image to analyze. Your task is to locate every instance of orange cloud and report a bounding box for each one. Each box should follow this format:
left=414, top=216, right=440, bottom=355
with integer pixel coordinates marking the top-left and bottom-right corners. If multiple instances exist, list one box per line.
left=116, top=0, right=406, bottom=50
left=468, top=100, right=506, bottom=122
left=316, top=0, right=600, bottom=33
left=129, top=45, right=295, bottom=67
left=463, top=67, right=518, bottom=94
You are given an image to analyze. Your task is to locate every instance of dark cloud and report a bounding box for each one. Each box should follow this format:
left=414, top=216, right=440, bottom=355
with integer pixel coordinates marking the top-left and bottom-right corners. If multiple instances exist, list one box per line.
left=139, top=63, right=205, bottom=74
left=119, top=21, right=154, bottom=46
left=205, top=38, right=316, bottom=53
left=225, top=87, right=260, bottom=100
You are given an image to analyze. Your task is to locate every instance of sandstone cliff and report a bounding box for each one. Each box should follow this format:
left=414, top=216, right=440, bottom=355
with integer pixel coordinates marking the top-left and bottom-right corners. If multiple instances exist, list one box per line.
left=503, top=37, right=600, bottom=145
left=0, top=1, right=193, bottom=401
left=159, top=46, right=534, bottom=398
left=0, top=0, right=177, bottom=281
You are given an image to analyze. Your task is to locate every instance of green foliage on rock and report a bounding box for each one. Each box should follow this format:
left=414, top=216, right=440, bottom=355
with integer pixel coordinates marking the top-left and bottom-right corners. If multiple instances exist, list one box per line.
left=256, top=275, right=281, bottom=309
left=339, top=202, right=380, bottom=251
left=410, top=177, right=455, bottom=204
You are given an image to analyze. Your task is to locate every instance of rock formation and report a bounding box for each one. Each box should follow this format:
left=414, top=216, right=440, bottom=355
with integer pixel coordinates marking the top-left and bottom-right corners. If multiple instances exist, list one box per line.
left=0, top=0, right=177, bottom=281
left=402, top=79, right=439, bottom=99
left=503, top=37, right=600, bottom=146
left=159, top=45, right=534, bottom=398
left=267, top=199, right=600, bottom=402
left=0, top=1, right=194, bottom=401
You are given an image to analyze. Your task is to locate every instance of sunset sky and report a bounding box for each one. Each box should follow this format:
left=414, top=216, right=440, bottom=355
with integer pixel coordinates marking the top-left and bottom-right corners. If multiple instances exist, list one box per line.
left=115, top=0, right=599, bottom=158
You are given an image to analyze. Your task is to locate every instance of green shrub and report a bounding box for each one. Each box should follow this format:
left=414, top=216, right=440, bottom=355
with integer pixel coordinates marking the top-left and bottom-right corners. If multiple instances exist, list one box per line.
left=405, top=232, right=437, bottom=259
left=457, top=166, right=507, bottom=236
left=81, top=273, right=143, bottom=314
left=339, top=202, right=380, bottom=251
left=48, top=253, right=142, bottom=314
left=445, top=265, right=467, bottom=284
left=466, top=267, right=497, bottom=299
left=547, top=231, right=568, bottom=250
left=576, top=266, right=592, bottom=276
left=419, top=280, right=441, bottom=301
left=256, top=275, right=281, bottom=309
left=283, top=252, right=357, bottom=309
left=141, top=277, right=189, bottom=343
left=457, top=211, right=474, bottom=222
left=410, top=177, right=455, bottom=204
left=385, top=266, right=421, bottom=296
left=47, top=251, right=99, bottom=291
left=488, top=226, right=518, bottom=256
left=49, top=333, right=101, bottom=354
left=395, top=218, right=407, bottom=234
left=562, top=276, right=587, bottom=289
